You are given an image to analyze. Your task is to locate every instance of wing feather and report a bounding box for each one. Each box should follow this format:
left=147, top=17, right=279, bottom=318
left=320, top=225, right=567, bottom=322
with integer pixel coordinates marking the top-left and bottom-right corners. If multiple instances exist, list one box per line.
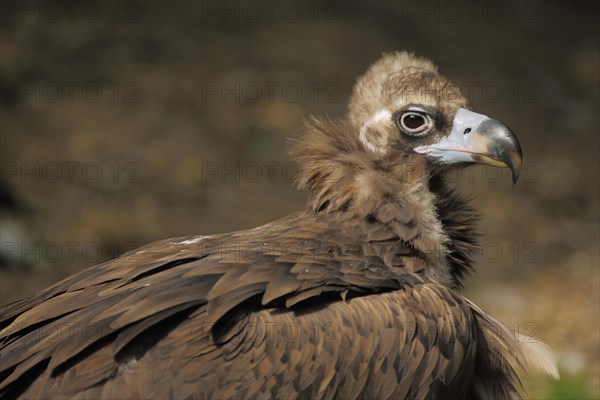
left=1, top=212, right=477, bottom=399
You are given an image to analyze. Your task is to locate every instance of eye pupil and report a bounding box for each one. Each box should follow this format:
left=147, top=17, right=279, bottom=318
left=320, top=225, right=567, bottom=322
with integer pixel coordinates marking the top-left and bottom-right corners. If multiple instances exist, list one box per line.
left=397, top=109, right=433, bottom=136
left=403, top=114, right=425, bottom=129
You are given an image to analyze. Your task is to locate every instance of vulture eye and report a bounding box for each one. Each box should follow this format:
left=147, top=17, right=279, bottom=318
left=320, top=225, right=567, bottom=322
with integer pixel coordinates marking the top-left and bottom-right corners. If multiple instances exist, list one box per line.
left=398, top=110, right=433, bottom=136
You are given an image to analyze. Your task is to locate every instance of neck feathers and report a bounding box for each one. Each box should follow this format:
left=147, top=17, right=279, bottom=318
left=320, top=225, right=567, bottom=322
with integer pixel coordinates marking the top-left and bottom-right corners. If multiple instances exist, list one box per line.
left=292, top=118, right=478, bottom=287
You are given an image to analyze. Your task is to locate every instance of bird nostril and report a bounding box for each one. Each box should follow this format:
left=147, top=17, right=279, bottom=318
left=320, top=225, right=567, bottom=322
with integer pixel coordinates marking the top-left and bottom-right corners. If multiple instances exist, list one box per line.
left=464, top=128, right=472, bottom=135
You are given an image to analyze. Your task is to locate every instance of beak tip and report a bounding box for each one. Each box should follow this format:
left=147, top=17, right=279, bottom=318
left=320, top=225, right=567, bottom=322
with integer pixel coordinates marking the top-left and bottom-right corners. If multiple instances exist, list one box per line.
left=507, top=158, right=521, bottom=185
left=511, top=163, right=521, bottom=185
left=509, top=149, right=523, bottom=185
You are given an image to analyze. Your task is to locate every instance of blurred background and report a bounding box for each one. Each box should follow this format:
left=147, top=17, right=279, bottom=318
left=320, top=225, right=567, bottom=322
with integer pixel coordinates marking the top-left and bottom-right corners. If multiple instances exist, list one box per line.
left=0, top=1, right=598, bottom=398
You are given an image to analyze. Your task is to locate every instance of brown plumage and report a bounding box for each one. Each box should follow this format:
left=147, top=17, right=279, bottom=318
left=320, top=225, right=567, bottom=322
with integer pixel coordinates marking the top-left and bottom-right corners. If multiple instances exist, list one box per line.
left=0, top=52, right=557, bottom=399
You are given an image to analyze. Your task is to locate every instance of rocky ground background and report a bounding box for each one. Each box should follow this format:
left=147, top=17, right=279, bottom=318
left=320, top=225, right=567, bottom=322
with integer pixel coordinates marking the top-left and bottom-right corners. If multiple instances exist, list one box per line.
left=1, top=1, right=598, bottom=398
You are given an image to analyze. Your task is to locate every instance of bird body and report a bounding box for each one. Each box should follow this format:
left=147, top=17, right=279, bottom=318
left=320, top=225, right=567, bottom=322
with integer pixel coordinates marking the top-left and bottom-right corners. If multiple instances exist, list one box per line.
left=0, top=52, right=557, bottom=399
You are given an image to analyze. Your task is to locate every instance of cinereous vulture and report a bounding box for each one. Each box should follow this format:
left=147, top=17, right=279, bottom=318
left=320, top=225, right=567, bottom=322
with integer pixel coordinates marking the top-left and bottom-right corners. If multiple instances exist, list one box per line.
left=0, top=52, right=558, bottom=399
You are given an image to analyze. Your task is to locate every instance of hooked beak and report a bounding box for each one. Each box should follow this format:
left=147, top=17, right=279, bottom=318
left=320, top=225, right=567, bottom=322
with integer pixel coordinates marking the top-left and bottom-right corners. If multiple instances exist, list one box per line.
left=415, top=108, right=523, bottom=183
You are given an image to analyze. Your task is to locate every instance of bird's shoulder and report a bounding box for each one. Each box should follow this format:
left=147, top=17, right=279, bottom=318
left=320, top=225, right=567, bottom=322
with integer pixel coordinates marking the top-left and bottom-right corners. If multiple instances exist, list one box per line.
left=0, top=210, right=462, bottom=399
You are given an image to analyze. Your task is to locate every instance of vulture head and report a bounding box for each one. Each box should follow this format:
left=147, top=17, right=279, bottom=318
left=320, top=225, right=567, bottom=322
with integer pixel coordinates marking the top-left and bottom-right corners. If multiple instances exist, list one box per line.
left=349, top=52, right=522, bottom=181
